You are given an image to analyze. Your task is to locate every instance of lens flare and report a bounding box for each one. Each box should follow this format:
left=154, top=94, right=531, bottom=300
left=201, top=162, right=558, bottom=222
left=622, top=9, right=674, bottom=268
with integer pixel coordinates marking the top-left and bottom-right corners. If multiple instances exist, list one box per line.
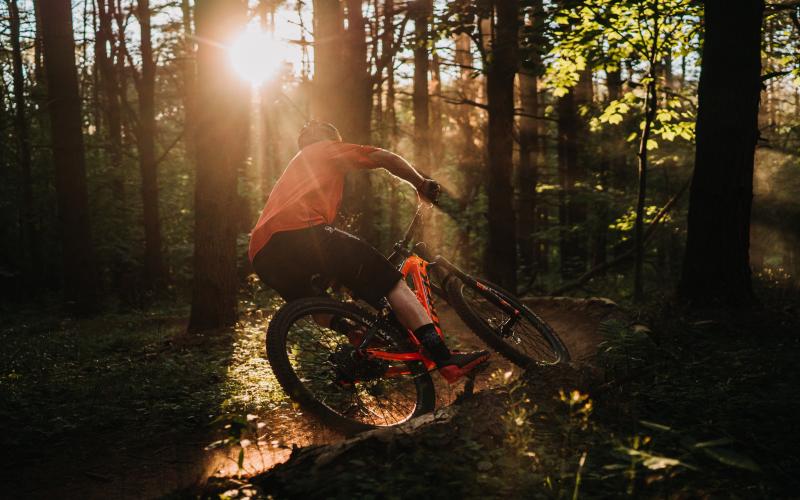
left=229, top=29, right=289, bottom=85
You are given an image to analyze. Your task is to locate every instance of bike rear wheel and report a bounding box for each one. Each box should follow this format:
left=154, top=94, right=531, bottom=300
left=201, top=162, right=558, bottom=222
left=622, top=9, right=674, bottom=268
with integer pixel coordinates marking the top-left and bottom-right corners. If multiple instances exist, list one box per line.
left=266, top=297, right=436, bottom=435
left=445, top=277, right=570, bottom=367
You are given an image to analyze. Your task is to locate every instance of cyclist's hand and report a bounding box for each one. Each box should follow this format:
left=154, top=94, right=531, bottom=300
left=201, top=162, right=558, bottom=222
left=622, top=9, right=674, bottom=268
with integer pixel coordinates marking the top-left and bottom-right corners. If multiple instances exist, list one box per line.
left=418, top=179, right=441, bottom=204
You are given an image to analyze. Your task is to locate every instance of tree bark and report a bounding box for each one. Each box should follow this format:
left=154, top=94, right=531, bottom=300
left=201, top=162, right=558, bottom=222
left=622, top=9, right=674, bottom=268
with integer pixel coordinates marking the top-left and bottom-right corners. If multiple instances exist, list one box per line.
left=188, top=0, right=249, bottom=332
left=40, top=0, right=99, bottom=312
left=485, top=0, right=519, bottom=291
left=590, top=68, right=623, bottom=272
left=180, top=0, right=197, bottom=161
left=678, top=0, right=764, bottom=307
left=516, top=0, right=544, bottom=279
left=135, top=0, right=167, bottom=290
left=430, top=53, right=444, bottom=168
left=633, top=75, right=657, bottom=302
left=343, top=0, right=372, bottom=144
left=312, top=0, right=345, bottom=124
left=8, top=0, right=39, bottom=286
left=95, top=0, right=124, bottom=203
left=557, top=69, right=592, bottom=280
left=453, top=33, right=482, bottom=266
left=518, top=71, right=538, bottom=277
left=412, top=0, right=431, bottom=166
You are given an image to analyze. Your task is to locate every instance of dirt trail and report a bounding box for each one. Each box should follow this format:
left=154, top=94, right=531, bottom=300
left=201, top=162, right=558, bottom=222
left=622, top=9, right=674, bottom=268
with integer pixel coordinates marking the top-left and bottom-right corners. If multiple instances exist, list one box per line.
left=11, top=297, right=619, bottom=499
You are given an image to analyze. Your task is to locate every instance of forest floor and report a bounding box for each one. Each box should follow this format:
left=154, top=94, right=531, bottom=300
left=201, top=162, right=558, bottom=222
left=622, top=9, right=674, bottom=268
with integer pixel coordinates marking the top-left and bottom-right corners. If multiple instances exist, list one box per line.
left=1, top=283, right=799, bottom=499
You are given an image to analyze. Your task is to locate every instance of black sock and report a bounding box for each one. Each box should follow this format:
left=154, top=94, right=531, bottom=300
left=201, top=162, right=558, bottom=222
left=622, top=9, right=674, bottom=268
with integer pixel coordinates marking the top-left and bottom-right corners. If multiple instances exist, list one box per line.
left=413, top=323, right=450, bottom=363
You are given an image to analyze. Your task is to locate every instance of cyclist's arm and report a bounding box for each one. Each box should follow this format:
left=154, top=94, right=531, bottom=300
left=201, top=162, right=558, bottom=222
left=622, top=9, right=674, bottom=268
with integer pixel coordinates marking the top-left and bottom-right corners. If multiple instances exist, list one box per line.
left=367, top=149, right=425, bottom=189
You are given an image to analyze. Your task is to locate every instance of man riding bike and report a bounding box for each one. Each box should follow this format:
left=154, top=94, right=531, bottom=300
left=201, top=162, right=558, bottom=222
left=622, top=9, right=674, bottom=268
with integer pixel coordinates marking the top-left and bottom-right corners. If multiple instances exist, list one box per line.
left=249, top=121, right=490, bottom=383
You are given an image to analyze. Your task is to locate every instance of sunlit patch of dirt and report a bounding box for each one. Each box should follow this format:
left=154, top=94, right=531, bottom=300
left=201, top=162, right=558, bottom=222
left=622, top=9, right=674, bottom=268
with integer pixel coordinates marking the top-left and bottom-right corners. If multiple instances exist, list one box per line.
left=212, top=297, right=617, bottom=483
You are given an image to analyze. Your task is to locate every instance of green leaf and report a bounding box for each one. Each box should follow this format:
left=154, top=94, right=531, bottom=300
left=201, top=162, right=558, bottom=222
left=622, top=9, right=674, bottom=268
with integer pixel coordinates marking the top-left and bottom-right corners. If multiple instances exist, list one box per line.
left=638, top=420, right=673, bottom=432
left=701, top=447, right=761, bottom=472
left=642, top=455, right=682, bottom=470
left=238, top=448, right=245, bottom=469
left=608, top=114, right=623, bottom=125
left=693, top=438, right=734, bottom=448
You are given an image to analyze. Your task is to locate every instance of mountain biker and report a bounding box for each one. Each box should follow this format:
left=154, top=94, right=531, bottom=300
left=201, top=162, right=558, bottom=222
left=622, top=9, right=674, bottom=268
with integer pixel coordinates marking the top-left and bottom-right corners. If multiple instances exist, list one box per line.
left=249, top=121, right=489, bottom=383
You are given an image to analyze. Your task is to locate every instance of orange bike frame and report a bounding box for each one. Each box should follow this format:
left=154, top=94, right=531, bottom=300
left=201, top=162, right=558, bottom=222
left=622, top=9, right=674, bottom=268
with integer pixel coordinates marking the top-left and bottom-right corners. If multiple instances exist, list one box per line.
left=364, top=255, right=440, bottom=373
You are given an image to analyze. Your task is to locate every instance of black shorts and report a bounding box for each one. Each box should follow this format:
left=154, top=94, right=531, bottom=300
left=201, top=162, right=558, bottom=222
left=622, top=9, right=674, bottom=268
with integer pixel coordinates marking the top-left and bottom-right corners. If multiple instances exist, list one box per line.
left=252, top=225, right=402, bottom=307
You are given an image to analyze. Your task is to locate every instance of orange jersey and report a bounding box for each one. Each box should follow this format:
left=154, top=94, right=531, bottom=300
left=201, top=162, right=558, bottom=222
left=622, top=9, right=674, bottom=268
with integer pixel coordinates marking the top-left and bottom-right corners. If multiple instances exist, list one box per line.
left=248, top=141, right=379, bottom=261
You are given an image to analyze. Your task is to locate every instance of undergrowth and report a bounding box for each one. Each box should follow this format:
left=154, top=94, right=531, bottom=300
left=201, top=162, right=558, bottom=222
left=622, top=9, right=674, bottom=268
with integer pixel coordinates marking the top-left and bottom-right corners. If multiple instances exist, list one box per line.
left=0, top=291, right=292, bottom=468
left=208, top=280, right=800, bottom=499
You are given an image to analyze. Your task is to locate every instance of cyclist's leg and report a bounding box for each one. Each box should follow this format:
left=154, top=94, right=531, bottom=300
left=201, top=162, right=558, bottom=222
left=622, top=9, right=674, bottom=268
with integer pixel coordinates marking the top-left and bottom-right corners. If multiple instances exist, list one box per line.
left=317, top=227, right=489, bottom=377
left=386, top=280, right=431, bottom=331
left=252, top=227, right=325, bottom=304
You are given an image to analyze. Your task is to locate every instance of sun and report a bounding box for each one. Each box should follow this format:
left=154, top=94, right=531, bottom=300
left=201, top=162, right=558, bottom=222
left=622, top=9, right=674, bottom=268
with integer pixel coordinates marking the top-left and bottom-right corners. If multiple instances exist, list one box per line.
left=229, top=28, right=290, bottom=85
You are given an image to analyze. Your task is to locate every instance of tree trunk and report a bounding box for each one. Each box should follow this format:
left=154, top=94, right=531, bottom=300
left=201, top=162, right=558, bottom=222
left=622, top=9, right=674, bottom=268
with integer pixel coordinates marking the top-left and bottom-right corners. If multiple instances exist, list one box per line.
left=518, top=71, right=538, bottom=277
left=33, top=1, right=44, bottom=84
left=591, top=68, right=623, bottom=271
left=40, top=0, right=99, bottom=312
left=557, top=69, right=592, bottom=280
left=342, top=0, right=372, bottom=144
left=8, top=0, right=39, bottom=286
left=633, top=75, right=657, bottom=302
left=679, top=0, right=764, bottom=307
left=412, top=0, right=431, bottom=167
left=134, top=0, right=167, bottom=290
left=312, top=0, right=345, bottom=124
left=180, top=0, right=197, bottom=161
left=485, top=0, right=519, bottom=291
left=516, top=0, right=544, bottom=279
left=454, top=33, right=482, bottom=267
left=430, top=53, right=444, bottom=168
left=95, top=0, right=125, bottom=204
left=188, top=0, right=249, bottom=332
left=384, top=0, right=401, bottom=238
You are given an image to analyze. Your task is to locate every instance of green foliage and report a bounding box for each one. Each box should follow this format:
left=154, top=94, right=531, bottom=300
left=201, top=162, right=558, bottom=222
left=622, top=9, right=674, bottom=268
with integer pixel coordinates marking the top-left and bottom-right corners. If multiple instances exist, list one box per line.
left=0, top=294, right=291, bottom=461
left=545, top=0, right=700, bottom=148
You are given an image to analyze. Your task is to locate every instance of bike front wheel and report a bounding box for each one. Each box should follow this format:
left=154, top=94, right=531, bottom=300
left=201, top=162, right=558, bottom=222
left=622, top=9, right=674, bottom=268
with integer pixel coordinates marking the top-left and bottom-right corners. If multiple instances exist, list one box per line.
left=445, top=277, right=570, bottom=367
left=266, top=297, right=436, bottom=435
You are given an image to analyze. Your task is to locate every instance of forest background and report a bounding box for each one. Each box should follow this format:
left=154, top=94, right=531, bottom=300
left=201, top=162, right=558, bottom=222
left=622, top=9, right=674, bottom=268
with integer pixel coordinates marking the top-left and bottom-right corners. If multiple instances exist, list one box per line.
left=0, top=0, right=798, bottom=316
left=1, top=0, right=799, bottom=497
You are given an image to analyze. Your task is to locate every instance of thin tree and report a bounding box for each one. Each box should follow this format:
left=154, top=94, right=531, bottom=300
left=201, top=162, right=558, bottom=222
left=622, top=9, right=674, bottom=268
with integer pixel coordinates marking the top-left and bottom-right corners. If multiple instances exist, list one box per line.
left=485, top=0, right=520, bottom=291
left=188, top=0, right=249, bottom=331
left=7, top=0, right=39, bottom=286
left=312, top=0, right=344, bottom=123
left=411, top=0, right=431, bottom=166
left=180, top=0, right=197, bottom=161
left=679, top=0, right=765, bottom=306
left=94, top=0, right=124, bottom=201
left=517, top=0, right=544, bottom=279
left=557, top=68, right=592, bottom=280
left=133, top=0, right=167, bottom=290
left=40, top=0, right=99, bottom=312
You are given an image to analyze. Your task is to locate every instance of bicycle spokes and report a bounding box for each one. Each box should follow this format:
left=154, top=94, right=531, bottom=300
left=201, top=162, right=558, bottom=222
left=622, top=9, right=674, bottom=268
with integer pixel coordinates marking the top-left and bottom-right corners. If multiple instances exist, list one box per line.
left=284, top=313, right=424, bottom=427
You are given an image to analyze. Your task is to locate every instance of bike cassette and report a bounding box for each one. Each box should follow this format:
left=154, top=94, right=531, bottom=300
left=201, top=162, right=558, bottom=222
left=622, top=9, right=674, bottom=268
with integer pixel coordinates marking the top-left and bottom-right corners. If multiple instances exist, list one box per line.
left=328, top=345, right=389, bottom=385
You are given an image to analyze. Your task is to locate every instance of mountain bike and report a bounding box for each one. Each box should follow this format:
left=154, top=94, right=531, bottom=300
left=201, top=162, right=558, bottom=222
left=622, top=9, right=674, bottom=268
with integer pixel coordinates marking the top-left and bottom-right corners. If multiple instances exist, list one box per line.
left=266, top=202, right=570, bottom=435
